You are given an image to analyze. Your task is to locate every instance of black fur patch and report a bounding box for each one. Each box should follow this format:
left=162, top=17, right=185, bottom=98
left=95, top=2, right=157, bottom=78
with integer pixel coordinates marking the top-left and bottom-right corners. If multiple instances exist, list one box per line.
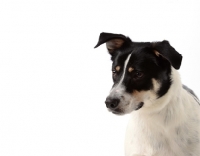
left=111, top=42, right=172, bottom=98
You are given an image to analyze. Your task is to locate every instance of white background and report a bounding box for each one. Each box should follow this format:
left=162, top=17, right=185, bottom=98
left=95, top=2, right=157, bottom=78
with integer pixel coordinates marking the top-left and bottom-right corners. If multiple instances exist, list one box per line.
left=0, top=0, right=200, bottom=156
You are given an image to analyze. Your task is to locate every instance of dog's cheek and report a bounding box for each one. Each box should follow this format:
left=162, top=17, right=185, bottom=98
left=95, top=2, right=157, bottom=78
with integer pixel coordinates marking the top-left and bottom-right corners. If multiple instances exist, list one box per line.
left=152, top=78, right=161, bottom=92
left=131, top=83, right=159, bottom=109
left=132, top=90, right=145, bottom=102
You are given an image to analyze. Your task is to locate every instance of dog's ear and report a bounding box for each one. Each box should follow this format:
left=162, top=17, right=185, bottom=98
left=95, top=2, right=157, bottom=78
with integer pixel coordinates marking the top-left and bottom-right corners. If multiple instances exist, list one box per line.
left=94, top=32, right=129, bottom=55
left=152, top=40, right=182, bottom=70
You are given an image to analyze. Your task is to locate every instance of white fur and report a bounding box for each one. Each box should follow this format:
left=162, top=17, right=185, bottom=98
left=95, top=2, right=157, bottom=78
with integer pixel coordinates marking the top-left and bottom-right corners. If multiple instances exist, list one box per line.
left=124, top=68, right=200, bottom=156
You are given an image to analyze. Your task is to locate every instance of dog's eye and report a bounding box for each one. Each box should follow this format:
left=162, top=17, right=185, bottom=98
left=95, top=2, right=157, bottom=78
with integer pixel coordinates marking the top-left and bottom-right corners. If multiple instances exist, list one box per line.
left=112, top=70, right=117, bottom=76
left=134, top=71, right=144, bottom=79
left=112, top=70, right=117, bottom=80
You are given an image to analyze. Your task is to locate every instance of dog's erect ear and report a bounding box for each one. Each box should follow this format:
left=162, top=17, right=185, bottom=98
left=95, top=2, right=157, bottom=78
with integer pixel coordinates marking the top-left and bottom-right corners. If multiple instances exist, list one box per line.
left=152, top=40, right=182, bottom=70
left=94, top=32, right=128, bottom=54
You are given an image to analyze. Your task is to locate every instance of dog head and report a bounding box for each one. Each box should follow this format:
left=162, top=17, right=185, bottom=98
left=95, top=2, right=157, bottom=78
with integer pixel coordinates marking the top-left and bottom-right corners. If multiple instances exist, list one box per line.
left=94, top=32, right=182, bottom=115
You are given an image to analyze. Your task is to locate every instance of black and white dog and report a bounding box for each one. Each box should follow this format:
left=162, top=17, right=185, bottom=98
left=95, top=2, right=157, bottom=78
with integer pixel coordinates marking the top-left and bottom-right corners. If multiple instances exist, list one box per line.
left=94, top=32, right=200, bottom=156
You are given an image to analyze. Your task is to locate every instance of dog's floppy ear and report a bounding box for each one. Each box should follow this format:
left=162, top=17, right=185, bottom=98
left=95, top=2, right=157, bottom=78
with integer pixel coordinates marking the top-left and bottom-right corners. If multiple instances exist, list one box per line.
left=152, top=40, right=182, bottom=70
left=94, top=32, right=128, bottom=55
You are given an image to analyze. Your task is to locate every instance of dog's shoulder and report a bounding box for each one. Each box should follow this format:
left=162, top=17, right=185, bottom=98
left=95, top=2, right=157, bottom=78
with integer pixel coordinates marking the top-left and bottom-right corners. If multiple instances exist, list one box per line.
left=182, top=84, right=199, bottom=100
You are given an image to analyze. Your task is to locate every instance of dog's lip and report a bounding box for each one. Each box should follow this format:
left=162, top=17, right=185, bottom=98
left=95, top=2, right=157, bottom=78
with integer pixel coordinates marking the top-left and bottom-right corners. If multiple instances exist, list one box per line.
left=109, top=108, right=124, bottom=115
left=112, top=111, right=122, bottom=115
left=112, top=111, right=124, bottom=115
left=135, top=102, right=144, bottom=110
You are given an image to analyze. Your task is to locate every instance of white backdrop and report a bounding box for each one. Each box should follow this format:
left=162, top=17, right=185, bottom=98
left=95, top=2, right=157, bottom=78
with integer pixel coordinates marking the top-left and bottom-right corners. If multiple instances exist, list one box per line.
left=0, top=0, right=200, bottom=156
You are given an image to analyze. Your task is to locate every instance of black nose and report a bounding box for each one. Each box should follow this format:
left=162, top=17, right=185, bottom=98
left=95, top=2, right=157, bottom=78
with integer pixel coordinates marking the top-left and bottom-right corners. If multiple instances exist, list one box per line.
left=105, top=97, right=120, bottom=109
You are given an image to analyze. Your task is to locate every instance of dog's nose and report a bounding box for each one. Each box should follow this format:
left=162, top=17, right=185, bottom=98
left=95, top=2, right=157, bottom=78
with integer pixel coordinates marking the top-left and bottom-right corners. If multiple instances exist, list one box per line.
left=105, top=97, right=120, bottom=109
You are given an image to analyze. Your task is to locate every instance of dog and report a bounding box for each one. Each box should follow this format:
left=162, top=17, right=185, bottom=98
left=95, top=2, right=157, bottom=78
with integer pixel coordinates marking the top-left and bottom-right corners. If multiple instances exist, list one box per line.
left=94, top=32, right=200, bottom=156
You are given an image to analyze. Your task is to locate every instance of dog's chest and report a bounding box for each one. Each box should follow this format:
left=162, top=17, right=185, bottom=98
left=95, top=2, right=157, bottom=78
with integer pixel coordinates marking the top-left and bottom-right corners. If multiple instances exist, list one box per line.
left=125, top=113, right=171, bottom=156
left=124, top=111, right=200, bottom=156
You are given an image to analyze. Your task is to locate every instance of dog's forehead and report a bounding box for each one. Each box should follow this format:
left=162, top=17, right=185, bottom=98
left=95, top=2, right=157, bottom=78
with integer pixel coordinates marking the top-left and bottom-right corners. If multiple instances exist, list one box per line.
left=114, top=52, right=130, bottom=63
left=112, top=47, right=149, bottom=68
left=112, top=53, right=129, bottom=69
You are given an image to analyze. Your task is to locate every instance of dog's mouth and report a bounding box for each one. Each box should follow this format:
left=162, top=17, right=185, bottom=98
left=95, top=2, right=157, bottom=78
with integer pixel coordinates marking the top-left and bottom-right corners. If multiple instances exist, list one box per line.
left=109, top=102, right=144, bottom=115
left=109, top=108, right=124, bottom=115
left=135, top=102, right=144, bottom=110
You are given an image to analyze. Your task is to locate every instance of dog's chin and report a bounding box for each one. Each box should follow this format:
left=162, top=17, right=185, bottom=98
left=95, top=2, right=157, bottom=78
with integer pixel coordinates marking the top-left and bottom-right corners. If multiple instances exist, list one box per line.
left=108, top=108, right=125, bottom=115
